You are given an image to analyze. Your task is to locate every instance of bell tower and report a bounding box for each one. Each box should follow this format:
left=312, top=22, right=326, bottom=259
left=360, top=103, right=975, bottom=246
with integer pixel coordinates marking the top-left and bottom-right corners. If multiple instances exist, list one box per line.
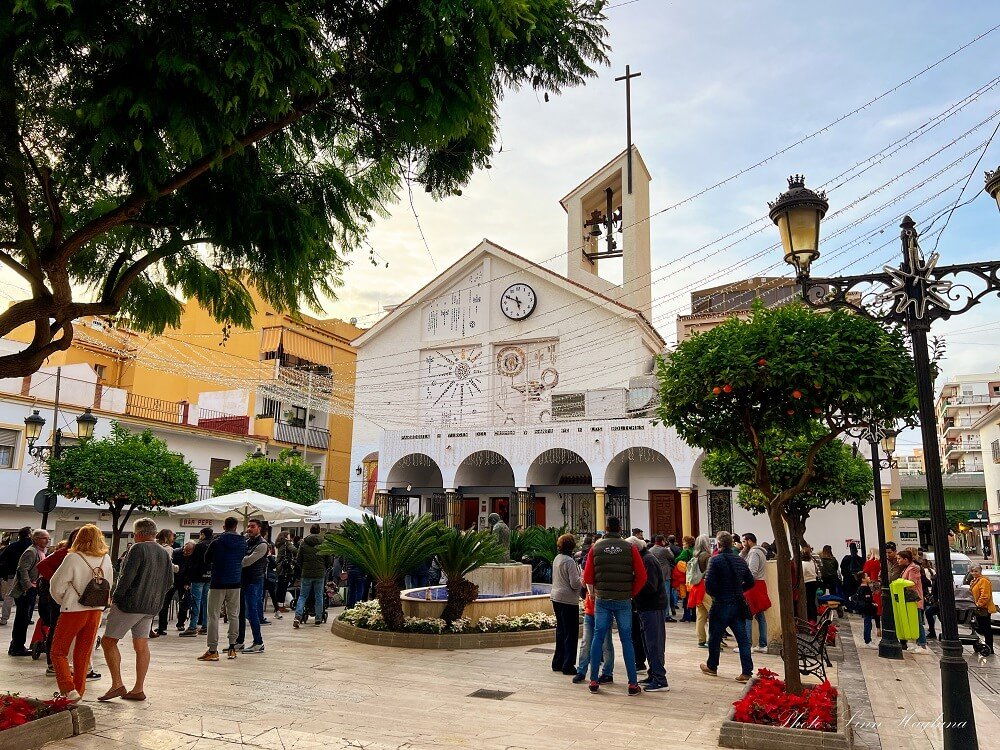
left=559, top=146, right=652, bottom=318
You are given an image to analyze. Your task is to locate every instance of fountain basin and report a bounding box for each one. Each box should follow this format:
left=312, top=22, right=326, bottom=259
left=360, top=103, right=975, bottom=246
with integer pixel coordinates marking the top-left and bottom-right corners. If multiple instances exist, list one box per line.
left=400, top=583, right=553, bottom=624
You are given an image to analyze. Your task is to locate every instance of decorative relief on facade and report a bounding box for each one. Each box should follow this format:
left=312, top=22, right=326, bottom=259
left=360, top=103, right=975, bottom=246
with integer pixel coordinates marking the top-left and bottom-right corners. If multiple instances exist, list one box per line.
left=422, top=263, right=484, bottom=341
left=421, top=346, right=488, bottom=426
left=494, top=340, right=558, bottom=425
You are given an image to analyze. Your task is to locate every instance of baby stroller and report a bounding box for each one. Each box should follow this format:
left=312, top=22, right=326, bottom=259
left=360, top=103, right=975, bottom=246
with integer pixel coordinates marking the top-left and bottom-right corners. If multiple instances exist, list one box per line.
left=954, top=585, right=991, bottom=662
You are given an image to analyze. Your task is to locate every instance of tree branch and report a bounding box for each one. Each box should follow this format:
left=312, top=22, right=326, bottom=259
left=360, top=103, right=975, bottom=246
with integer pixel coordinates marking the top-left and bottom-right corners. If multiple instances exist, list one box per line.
left=56, top=92, right=328, bottom=263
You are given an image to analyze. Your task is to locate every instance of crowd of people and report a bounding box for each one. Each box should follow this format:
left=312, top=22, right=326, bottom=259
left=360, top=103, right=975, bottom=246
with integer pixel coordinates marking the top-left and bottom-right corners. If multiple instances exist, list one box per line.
left=549, top=517, right=778, bottom=696
left=0, top=517, right=355, bottom=702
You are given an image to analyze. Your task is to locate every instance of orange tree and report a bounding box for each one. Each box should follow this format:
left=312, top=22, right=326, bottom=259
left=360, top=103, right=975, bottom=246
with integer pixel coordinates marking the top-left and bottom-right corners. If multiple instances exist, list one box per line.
left=702, top=432, right=873, bottom=619
left=657, top=303, right=915, bottom=692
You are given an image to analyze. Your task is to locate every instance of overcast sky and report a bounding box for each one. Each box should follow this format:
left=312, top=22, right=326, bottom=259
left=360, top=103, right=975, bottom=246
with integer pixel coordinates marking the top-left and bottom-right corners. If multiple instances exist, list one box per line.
left=323, top=1, right=1000, bottom=454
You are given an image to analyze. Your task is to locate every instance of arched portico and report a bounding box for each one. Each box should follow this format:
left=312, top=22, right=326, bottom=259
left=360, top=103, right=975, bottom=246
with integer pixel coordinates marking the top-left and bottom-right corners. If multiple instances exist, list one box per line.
left=527, top=448, right=594, bottom=533
left=453, top=450, right=517, bottom=530
left=603, top=447, right=683, bottom=538
left=384, top=453, right=444, bottom=516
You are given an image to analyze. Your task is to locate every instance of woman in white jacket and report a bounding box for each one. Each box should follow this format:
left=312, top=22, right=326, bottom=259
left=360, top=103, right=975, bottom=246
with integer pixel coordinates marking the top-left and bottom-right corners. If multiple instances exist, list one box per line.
left=49, top=524, right=113, bottom=700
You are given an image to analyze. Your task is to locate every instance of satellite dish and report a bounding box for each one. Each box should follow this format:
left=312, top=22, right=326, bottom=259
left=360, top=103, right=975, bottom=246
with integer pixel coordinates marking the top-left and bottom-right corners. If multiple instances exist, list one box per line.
left=33, top=489, right=57, bottom=514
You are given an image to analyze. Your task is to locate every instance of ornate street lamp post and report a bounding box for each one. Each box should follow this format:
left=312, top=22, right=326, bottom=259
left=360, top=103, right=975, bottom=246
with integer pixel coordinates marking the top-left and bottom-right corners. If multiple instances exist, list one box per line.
left=769, top=170, right=1000, bottom=750
left=849, top=422, right=904, bottom=660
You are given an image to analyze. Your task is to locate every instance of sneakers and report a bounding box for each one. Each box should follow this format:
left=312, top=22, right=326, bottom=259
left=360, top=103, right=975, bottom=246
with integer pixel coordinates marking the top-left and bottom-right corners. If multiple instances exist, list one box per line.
left=644, top=682, right=670, bottom=692
left=261, top=618, right=271, bottom=626
left=242, top=643, right=265, bottom=654
left=664, top=617, right=677, bottom=623
left=46, top=665, right=56, bottom=675
left=227, top=646, right=238, bottom=660
left=736, top=674, right=752, bottom=683
left=700, top=664, right=718, bottom=676
left=274, top=613, right=283, bottom=620
left=292, top=619, right=301, bottom=629
left=572, top=673, right=585, bottom=684
left=698, top=642, right=708, bottom=649
left=588, top=680, right=600, bottom=694
left=863, top=642, right=878, bottom=650
left=64, top=690, right=81, bottom=702
left=752, top=646, right=767, bottom=653
left=178, top=629, right=198, bottom=638
left=597, top=674, right=614, bottom=684
left=912, top=645, right=932, bottom=655
left=197, top=650, right=219, bottom=662
left=627, top=683, right=642, bottom=696
left=234, top=642, right=245, bottom=650
left=198, top=627, right=207, bottom=635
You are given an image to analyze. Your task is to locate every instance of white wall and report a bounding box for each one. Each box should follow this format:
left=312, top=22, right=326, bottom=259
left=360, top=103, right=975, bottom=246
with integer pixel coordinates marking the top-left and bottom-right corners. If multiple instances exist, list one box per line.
left=349, top=244, right=663, bottom=504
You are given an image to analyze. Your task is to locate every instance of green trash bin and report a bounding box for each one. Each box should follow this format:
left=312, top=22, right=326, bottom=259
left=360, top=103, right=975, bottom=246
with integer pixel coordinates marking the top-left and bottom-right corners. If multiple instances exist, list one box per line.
left=890, top=578, right=920, bottom=641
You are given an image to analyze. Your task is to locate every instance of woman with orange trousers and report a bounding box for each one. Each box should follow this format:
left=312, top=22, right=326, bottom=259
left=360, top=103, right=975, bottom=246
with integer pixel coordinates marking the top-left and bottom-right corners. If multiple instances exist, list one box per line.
left=48, top=525, right=114, bottom=700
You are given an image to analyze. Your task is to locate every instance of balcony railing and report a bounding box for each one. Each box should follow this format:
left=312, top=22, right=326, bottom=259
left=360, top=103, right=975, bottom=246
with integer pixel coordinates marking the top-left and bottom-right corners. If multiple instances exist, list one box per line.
left=196, top=409, right=250, bottom=436
left=196, top=481, right=329, bottom=503
left=994, top=439, right=1000, bottom=464
left=273, top=420, right=330, bottom=450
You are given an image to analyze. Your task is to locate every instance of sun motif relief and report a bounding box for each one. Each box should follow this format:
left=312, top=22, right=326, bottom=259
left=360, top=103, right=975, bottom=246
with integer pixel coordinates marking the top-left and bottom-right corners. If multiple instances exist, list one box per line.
left=422, top=347, right=488, bottom=425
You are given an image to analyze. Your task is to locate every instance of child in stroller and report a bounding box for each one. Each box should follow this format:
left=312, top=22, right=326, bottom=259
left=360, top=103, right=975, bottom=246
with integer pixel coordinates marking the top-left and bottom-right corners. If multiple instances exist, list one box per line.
left=954, top=584, right=991, bottom=662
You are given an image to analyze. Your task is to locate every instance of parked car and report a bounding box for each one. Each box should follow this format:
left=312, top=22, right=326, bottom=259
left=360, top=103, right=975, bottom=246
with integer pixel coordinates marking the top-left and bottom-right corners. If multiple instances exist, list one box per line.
left=924, top=551, right=973, bottom=589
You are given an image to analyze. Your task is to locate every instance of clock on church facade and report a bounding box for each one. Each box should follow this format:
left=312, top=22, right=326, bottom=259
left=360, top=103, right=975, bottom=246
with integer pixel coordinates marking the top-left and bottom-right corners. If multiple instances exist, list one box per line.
left=500, top=283, right=537, bottom=320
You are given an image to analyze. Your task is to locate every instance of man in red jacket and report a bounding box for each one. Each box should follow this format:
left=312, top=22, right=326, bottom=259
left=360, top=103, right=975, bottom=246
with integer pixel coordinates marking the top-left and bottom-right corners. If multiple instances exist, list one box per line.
left=583, top=516, right=647, bottom=696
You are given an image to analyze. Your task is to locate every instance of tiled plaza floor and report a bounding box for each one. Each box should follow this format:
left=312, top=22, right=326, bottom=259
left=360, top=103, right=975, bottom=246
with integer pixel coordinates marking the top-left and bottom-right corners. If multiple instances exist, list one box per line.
left=1, top=609, right=996, bottom=749
left=0, top=610, right=775, bottom=750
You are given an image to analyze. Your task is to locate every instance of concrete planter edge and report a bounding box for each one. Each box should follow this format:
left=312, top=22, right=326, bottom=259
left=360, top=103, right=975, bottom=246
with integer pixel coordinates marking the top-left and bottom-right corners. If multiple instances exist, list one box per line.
left=718, top=676, right=854, bottom=750
left=331, top=617, right=556, bottom=649
left=0, top=702, right=95, bottom=750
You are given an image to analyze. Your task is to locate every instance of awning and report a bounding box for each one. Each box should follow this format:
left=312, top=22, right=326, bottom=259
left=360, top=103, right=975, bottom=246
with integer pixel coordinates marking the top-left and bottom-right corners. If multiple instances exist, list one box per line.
left=259, top=327, right=335, bottom=366
left=282, top=330, right=334, bottom=365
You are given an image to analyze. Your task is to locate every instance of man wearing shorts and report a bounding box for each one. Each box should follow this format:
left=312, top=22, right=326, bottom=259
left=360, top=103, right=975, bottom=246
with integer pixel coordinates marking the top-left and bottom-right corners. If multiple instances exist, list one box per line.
left=98, top=518, right=173, bottom=702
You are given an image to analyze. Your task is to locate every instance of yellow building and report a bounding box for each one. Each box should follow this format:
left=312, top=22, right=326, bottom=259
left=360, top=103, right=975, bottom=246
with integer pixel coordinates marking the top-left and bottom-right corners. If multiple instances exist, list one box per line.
left=4, top=291, right=364, bottom=501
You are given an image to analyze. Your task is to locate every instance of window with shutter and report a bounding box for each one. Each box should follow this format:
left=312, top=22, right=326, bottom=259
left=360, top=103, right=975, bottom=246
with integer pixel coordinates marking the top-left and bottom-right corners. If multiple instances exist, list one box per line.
left=0, top=428, right=20, bottom=469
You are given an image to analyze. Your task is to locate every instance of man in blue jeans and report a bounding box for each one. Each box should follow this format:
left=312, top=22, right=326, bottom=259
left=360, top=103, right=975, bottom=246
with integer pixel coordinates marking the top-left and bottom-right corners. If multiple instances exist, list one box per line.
left=294, top=525, right=331, bottom=627
left=702, top=531, right=755, bottom=681
left=237, top=519, right=268, bottom=653
left=180, top=528, right=213, bottom=637
left=582, top=516, right=647, bottom=696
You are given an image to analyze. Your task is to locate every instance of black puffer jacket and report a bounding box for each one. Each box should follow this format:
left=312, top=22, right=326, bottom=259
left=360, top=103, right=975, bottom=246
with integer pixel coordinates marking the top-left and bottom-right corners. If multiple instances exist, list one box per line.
left=634, top=548, right=667, bottom=612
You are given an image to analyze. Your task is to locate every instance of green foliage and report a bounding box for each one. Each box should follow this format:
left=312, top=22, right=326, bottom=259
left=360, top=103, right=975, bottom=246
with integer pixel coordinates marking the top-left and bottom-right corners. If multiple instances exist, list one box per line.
left=520, top=525, right=567, bottom=564
left=703, top=430, right=874, bottom=515
left=319, top=513, right=443, bottom=630
left=436, top=529, right=505, bottom=581
left=212, top=452, right=320, bottom=505
left=658, top=303, right=916, bottom=458
left=47, top=422, right=197, bottom=558
left=0, top=1, right=609, bottom=377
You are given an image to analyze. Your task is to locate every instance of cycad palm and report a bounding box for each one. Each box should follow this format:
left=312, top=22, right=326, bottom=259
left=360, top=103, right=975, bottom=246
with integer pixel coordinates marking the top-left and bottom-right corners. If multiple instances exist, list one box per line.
left=437, top=529, right=506, bottom=624
left=320, top=513, right=443, bottom=630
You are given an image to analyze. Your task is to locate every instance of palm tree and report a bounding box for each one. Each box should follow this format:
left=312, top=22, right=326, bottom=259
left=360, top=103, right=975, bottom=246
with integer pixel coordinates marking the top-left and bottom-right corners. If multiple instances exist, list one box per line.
left=320, top=513, right=443, bottom=630
left=437, top=529, right=506, bottom=624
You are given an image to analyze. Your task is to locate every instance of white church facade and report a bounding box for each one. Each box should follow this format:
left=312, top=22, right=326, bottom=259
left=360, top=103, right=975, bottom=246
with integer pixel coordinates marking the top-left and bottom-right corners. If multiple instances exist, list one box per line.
left=347, top=148, right=888, bottom=549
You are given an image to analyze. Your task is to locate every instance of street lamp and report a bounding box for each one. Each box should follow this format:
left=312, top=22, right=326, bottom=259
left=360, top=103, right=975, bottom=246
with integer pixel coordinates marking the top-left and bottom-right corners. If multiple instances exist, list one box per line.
left=768, top=174, right=829, bottom=279
left=986, top=167, right=1000, bottom=216
left=772, top=173, right=1000, bottom=750
left=250, top=446, right=266, bottom=460
left=24, top=407, right=100, bottom=457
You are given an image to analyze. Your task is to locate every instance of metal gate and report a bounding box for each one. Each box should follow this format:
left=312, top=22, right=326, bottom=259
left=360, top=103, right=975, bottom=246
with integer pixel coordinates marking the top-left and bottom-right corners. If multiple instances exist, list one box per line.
left=509, top=490, right=536, bottom=528
left=708, top=489, right=733, bottom=536
left=431, top=491, right=464, bottom=527
left=605, top=487, right=631, bottom=532
left=559, top=493, right=595, bottom=533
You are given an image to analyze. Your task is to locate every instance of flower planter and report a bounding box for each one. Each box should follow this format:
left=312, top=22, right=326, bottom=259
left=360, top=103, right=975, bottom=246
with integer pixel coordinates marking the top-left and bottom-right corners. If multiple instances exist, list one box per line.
left=719, top=675, right=853, bottom=750
left=331, top=618, right=556, bottom=649
left=1, top=700, right=95, bottom=750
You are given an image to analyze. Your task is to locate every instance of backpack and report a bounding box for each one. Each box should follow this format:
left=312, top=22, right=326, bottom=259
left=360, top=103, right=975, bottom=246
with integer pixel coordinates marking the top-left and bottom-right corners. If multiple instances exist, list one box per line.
left=72, top=553, right=111, bottom=608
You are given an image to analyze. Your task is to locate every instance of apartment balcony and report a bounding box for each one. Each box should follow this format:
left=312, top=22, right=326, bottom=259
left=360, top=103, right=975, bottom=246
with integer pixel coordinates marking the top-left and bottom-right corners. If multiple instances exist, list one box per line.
left=941, top=394, right=995, bottom=411
left=942, top=419, right=976, bottom=435
left=124, top=393, right=250, bottom=436
left=272, top=419, right=330, bottom=450
left=944, top=440, right=982, bottom=458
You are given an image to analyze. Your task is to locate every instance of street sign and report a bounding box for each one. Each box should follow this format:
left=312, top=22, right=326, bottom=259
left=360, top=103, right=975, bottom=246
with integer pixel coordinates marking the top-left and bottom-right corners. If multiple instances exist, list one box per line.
left=33, top=489, right=57, bottom=514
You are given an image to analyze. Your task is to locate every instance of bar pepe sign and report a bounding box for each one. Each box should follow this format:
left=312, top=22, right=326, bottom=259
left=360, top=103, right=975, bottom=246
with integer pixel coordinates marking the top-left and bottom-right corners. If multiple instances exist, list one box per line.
left=179, top=518, right=215, bottom=527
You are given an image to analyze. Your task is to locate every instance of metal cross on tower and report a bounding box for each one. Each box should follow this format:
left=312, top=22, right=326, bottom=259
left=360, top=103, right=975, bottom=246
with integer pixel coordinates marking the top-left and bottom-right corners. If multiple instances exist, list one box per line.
left=615, top=64, right=641, bottom=194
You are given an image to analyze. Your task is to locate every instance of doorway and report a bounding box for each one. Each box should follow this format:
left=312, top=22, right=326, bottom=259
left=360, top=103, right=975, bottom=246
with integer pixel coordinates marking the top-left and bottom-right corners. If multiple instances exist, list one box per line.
left=649, top=490, right=681, bottom=537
